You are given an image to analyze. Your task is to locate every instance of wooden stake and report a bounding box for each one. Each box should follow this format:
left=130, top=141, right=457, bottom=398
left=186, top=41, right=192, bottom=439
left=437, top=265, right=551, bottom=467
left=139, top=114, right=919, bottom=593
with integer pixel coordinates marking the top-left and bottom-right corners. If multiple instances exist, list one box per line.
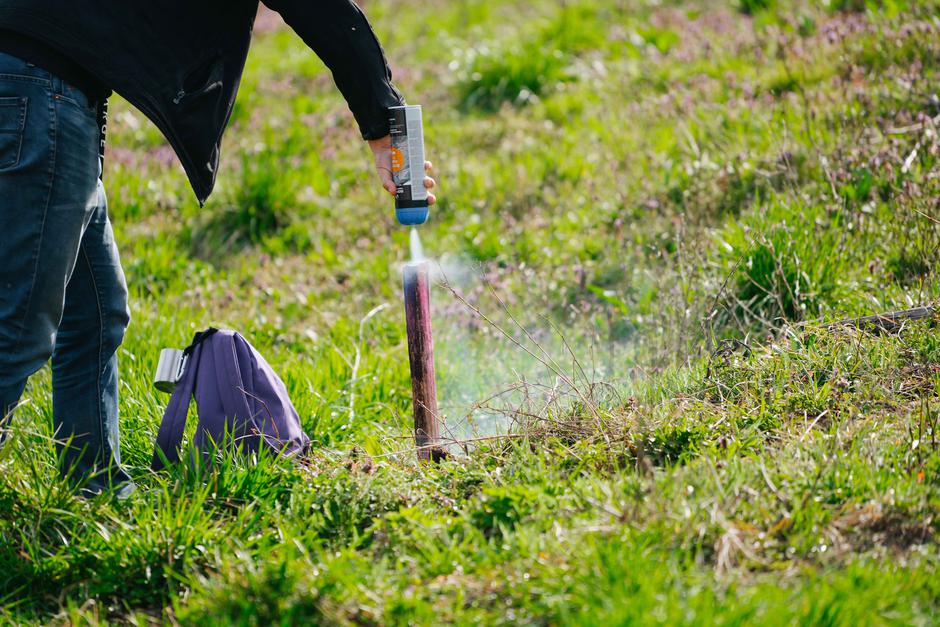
left=403, top=261, right=443, bottom=461
left=832, top=306, right=934, bottom=333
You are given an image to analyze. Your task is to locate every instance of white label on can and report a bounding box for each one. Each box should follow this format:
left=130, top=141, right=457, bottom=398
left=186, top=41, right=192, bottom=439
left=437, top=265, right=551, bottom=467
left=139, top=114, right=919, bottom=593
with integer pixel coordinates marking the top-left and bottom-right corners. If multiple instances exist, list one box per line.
left=391, top=105, right=427, bottom=202
left=406, top=107, right=427, bottom=201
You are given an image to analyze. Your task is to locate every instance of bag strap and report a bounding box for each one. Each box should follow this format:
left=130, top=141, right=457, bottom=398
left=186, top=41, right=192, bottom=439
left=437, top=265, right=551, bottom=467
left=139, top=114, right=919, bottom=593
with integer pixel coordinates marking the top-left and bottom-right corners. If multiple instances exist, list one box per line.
left=185, top=327, right=219, bottom=356
left=151, top=341, right=203, bottom=471
left=211, top=332, right=256, bottom=446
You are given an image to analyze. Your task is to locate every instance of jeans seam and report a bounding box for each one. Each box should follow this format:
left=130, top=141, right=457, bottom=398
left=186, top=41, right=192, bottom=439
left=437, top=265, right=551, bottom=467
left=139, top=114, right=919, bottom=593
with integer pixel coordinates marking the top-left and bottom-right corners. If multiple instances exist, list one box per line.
left=0, top=73, right=51, bottom=86
left=11, top=86, right=57, bottom=355
left=81, top=242, right=108, bottom=468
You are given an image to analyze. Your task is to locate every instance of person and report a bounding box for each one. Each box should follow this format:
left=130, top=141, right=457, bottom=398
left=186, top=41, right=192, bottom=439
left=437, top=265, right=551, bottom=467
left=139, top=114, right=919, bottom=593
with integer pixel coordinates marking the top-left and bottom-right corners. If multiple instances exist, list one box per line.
left=0, top=0, right=436, bottom=496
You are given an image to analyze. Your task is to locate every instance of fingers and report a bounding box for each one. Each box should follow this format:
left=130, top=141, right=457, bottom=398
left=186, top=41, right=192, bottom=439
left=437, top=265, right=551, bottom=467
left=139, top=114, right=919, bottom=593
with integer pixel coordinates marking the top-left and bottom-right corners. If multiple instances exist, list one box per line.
left=423, top=161, right=436, bottom=204
left=377, top=159, right=435, bottom=200
left=423, top=175, right=436, bottom=205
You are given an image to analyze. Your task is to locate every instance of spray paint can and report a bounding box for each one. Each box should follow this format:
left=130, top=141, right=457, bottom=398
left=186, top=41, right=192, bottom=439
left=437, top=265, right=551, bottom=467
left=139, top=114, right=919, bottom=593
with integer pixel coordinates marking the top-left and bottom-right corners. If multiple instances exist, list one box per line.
left=389, top=104, right=428, bottom=225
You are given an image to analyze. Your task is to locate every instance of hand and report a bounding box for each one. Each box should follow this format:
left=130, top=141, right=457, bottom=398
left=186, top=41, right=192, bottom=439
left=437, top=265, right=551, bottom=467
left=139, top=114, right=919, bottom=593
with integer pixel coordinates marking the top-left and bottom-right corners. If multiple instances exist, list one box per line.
left=368, top=135, right=436, bottom=205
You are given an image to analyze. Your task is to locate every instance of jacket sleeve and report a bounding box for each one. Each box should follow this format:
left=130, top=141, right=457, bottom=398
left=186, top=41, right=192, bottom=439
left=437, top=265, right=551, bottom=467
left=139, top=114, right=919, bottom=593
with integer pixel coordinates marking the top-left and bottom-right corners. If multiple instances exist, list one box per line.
left=262, top=0, right=404, bottom=139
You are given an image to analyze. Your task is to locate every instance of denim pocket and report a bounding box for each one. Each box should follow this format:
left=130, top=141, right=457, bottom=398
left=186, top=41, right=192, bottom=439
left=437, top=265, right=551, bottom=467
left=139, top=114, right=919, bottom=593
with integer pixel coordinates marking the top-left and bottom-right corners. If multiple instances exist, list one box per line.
left=57, top=83, right=97, bottom=118
left=0, top=96, right=27, bottom=170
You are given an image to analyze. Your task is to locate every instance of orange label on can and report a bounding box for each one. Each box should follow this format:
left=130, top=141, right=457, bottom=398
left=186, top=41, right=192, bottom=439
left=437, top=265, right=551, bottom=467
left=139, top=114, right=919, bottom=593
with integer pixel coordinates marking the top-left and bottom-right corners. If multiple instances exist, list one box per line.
left=391, top=147, right=405, bottom=173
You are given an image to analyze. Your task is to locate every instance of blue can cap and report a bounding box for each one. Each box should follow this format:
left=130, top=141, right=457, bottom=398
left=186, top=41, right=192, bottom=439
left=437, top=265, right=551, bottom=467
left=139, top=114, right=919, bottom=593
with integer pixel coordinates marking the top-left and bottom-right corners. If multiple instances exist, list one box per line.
left=397, top=206, right=429, bottom=225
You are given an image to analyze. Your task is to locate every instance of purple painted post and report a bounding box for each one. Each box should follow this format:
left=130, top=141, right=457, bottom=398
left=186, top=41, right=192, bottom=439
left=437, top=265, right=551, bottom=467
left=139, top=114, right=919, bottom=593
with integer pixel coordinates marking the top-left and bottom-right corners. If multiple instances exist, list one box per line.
left=402, top=261, right=443, bottom=461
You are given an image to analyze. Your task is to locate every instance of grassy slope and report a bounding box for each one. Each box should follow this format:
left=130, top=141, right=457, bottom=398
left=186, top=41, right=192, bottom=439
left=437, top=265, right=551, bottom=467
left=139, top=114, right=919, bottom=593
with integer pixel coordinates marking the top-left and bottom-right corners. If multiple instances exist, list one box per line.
left=2, top=0, right=939, bottom=623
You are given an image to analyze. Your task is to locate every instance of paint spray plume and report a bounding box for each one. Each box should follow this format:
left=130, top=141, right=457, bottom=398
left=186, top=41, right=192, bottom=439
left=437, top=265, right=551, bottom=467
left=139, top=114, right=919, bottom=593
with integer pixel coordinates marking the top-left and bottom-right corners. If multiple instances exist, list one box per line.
left=410, top=227, right=425, bottom=262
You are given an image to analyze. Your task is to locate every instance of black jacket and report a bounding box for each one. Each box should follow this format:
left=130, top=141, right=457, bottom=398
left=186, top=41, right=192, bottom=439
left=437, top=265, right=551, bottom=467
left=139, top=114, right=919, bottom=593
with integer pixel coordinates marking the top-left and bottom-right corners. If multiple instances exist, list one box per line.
left=0, top=0, right=404, bottom=203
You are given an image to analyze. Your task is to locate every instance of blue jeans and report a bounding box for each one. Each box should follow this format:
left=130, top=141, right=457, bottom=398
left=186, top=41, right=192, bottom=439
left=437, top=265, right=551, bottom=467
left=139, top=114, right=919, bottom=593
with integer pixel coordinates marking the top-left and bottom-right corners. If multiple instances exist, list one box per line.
left=0, top=52, right=131, bottom=495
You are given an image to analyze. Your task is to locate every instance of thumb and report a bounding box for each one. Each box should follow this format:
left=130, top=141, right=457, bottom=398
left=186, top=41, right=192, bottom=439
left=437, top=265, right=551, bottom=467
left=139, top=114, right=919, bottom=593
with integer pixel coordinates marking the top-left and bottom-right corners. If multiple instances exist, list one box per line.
left=379, top=169, right=397, bottom=195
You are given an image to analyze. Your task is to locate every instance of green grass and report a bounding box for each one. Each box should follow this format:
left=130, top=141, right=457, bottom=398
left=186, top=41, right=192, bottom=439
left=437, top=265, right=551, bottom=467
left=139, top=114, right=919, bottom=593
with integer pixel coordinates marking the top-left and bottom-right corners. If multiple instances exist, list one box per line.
left=2, top=0, right=940, bottom=623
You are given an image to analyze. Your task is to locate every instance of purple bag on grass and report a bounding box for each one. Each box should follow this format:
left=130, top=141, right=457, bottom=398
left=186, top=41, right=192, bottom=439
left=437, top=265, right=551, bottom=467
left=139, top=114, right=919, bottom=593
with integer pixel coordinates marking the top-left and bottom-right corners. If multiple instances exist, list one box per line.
left=152, top=328, right=310, bottom=470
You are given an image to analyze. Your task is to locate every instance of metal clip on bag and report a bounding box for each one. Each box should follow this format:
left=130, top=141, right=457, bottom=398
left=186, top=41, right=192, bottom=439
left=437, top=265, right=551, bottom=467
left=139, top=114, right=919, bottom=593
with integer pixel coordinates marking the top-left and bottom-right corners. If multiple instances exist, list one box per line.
left=151, top=328, right=310, bottom=470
